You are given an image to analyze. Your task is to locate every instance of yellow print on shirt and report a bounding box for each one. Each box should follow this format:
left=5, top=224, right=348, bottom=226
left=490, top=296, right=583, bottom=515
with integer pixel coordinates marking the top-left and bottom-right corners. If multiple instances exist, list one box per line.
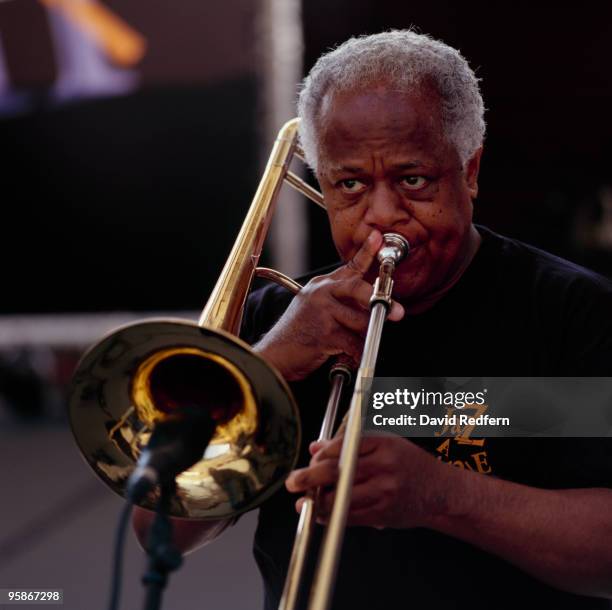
left=434, top=403, right=493, bottom=475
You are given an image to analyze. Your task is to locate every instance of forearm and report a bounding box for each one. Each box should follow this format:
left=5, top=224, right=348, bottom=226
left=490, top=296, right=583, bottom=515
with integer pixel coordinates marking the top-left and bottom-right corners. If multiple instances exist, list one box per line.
left=429, top=467, right=612, bottom=598
left=132, top=506, right=233, bottom=556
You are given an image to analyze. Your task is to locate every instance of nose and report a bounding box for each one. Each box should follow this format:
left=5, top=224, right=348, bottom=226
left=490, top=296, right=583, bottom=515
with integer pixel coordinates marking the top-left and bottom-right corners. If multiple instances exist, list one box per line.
left=363, top=181, right=407, bottom=230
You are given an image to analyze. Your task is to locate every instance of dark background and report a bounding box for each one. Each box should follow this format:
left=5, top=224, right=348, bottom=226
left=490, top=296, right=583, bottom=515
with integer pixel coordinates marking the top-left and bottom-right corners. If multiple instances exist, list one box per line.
left=1, top=0, right=611, bottom=314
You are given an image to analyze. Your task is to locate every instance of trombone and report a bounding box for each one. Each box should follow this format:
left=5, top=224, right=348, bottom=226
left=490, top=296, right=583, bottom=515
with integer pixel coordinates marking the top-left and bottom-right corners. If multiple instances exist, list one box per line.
left=68, top=118, right=408, bottom=609
left=280, top=230, right=408, bottom=610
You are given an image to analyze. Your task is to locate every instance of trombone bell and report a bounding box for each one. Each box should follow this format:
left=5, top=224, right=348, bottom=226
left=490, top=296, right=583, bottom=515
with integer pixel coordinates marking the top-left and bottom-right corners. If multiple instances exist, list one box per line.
left=70, top=320, right=300, bottom=520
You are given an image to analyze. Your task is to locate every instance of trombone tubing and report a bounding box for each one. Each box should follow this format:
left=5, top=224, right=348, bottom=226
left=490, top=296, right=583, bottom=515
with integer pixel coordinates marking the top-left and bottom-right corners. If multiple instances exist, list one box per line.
left=307, top=301, right=388, bottom=610
left=199, top=118, right=301, bottom=334
left=199, top=117, right=326, bottom=335
left=279, top=371, right=347, bottom=610
left=307, top=238, right=406, bottom=610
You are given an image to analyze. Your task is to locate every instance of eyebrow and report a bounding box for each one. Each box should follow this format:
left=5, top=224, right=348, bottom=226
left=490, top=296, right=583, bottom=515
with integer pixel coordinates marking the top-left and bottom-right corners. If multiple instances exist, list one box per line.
left=330, top=161, right=425, bottom=173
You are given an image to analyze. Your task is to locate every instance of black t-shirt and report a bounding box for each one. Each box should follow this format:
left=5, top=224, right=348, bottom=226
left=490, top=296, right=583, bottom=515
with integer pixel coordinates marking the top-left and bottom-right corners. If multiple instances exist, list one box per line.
left=240, top=225, right=612, bottom=610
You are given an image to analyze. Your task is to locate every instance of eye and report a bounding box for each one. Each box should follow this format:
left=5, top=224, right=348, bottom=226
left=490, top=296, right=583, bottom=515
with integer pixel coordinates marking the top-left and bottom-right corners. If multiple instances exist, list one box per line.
left=399, top=176, right=428, bottom=191
left=338, top=179, right=367, bottom=194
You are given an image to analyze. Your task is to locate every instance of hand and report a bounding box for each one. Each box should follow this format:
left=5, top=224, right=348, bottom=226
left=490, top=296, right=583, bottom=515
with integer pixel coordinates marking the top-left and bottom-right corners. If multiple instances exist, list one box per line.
left=254, top=230, right=405, bottom=381
left=285, top=434, right=455, bottom=529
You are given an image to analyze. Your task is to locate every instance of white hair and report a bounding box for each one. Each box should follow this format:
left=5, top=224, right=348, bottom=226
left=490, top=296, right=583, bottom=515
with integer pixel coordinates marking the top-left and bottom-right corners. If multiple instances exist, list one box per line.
left=297, top=30, right=486, bottom=172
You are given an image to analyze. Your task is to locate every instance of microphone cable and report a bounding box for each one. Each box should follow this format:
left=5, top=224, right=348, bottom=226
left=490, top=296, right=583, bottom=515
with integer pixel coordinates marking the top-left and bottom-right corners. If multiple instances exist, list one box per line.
left=107, top=500, right=133, bottom=610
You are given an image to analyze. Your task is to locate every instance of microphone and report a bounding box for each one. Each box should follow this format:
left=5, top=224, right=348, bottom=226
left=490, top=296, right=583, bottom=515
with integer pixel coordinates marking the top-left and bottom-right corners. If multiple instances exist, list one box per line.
left=127, top=406, right=217, bottom=503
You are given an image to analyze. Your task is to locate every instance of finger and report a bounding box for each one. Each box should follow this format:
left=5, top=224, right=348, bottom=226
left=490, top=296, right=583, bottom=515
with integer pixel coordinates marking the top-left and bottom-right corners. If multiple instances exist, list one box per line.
left=309, top=440, right=323, bottom=455
left=308, top=439, right=336, bottom=455
left=344, top=230, right=383, bottom=276
left=295, top=495, right=313, bottom=513
left=285, top=460, right=338, bottom=493
left=311, top=435, right=380, bottom=463
left=332, top=262, right=405, bottom=323
left=345, top=504, right=386, bottom=528
left=353, top=459, right=380, bottom=484
left=330, top=276, right=376, bottom=312
left=310, top=437, right=343, bottom=463
left=317, top=510, right=383, bottom=528
left=309, top=439, right=335, bottom=455
left=388, top=300, right=405, bottom=321
left=327, top=298, right=371, bottom=336
left=351, top=452, right=396, bottom=483
left=315, top=484, right=381, bottom=520
left=329, top=334, right=363, bottom=369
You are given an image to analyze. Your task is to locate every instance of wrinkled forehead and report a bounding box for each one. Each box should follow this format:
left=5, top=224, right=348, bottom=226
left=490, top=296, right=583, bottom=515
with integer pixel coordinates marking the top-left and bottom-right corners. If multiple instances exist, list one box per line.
left=316, top=84, right=451, bottom=171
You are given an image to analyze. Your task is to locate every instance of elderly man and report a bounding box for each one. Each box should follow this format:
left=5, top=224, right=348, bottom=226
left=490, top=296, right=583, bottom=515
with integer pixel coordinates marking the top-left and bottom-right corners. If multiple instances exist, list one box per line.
left=135, top=30, right=612, bottom=609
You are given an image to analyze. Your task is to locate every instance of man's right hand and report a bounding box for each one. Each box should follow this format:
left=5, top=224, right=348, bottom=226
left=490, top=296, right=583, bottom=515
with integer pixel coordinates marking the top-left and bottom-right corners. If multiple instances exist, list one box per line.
left=254, top=230, right=405, bottom=381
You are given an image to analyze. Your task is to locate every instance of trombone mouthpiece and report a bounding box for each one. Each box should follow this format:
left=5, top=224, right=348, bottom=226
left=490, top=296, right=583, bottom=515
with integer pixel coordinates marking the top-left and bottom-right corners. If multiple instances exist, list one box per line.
left=378, top=233, right=410, bottom=265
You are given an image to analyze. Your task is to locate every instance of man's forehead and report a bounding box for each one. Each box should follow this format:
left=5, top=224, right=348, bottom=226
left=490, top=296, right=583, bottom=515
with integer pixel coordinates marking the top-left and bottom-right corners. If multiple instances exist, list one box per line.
left=325, top=159, right=428, bottom=174
left=316, top=85, right=446, bottom=164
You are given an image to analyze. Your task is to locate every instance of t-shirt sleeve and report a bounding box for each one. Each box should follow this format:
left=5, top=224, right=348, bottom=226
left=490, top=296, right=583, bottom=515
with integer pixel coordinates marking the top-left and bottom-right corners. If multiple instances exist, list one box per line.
left=559, top=272, right=612, bottom=374
left=239, top=283, right=295, bottom=346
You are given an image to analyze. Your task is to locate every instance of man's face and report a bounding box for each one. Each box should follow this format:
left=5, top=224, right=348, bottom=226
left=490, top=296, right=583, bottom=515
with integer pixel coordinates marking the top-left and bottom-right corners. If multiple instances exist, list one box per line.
left=315, top=85, right=481, bottom=304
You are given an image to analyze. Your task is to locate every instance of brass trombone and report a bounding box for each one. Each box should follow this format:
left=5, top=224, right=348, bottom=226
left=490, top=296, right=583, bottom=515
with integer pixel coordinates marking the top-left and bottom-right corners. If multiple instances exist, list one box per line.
left=69, top=117, right=408, bottom=610
left=279, top=230, right=408, bottom=610
left=69, top=118, right=313, bottom=520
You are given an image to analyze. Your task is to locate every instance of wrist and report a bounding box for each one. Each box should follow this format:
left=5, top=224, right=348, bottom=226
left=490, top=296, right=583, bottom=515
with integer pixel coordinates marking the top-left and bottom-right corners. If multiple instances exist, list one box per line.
left=420, top=457, right=474, bottom=530
left=253, top=338, right=280, bottom=369
left=253, top=337, right=296, bottom=381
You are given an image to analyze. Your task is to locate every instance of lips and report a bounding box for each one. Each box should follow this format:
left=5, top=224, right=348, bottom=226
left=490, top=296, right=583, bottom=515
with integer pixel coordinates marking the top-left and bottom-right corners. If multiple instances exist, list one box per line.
left=390, top=233, right=420, bottom=253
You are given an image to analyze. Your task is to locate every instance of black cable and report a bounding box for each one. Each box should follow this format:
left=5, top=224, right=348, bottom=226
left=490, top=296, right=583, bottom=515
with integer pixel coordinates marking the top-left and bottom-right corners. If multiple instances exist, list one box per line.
left=108, top=501, right=133, bottom=610
left=141, top=482, right=182, bottom=610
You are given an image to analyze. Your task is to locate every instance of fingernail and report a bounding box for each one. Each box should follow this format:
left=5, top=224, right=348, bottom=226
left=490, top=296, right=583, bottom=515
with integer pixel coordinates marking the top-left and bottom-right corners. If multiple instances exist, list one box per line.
left=367, top=230, right=380, bottom=246
left=285, top=472, right=298, bottom=490
left=309, top=441, right=322, bottom=454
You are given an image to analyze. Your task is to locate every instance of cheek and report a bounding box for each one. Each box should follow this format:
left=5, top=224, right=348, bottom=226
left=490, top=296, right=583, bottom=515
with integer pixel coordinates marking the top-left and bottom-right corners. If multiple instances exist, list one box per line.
left=416, top=191, right=473, bottom=242
left=327, top=208, right=366, bottom=260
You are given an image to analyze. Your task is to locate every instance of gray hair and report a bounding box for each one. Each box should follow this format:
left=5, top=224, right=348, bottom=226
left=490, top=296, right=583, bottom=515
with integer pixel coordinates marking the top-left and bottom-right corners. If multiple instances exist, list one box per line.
left=297, top=30, right=486, bottom=172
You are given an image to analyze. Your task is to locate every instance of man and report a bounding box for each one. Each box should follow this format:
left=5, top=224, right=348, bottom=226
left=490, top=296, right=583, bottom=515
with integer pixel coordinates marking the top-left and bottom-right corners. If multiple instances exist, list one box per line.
left=135, top=30, right=612, bottom=608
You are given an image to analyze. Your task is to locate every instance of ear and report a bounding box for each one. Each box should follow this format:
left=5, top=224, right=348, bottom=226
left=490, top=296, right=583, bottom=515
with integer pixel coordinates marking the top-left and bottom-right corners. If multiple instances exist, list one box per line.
left=465, top=147, right=483, bottom=199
